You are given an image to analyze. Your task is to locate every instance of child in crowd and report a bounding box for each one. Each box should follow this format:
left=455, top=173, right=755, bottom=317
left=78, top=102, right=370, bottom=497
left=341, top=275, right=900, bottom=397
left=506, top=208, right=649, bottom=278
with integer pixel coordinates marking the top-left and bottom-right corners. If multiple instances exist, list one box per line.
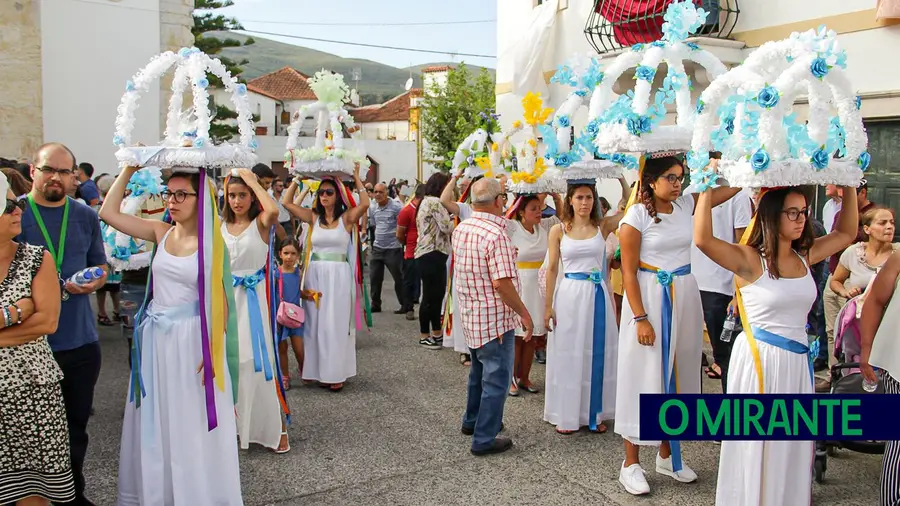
left=277, top=238, right=305, bottom=390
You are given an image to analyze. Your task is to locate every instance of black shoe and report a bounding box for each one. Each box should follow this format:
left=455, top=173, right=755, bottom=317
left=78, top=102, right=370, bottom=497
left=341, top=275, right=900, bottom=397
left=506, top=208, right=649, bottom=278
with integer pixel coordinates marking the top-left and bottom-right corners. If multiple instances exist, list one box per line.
left=406, top=311, right=416, bottom=321
left=702, top=353, right=709, bottom=367
left=371, top=306, right=382, bottom=313
left=461, top=422, right=504, bottom=435
left=471, top=437, right=513, bottom=456
left=535, top=349, right=546, bottom=364
left=419, top=337, right=441, bottom=350
left=394, top=309, right=406, bottom=315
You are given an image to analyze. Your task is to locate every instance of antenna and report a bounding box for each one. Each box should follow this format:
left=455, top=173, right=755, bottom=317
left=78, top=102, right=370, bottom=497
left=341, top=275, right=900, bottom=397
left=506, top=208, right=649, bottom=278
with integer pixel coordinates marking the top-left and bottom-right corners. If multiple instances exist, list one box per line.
left=405, top=77, right=413, bottom=91
left=350, top=67, right=361, bottom=105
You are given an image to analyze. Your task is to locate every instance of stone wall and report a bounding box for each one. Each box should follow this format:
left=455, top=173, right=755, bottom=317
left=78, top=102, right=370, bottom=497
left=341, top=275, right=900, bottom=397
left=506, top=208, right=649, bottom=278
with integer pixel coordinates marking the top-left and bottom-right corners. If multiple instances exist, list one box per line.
left=159, top=0, right=194, bottom=136
left=0, top=0, right=42, bottom=161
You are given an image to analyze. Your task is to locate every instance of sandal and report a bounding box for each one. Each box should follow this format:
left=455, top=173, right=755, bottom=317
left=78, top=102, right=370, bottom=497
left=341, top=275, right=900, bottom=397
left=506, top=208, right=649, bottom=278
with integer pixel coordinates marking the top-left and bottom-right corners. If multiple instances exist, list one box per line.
left=97, top=315, right=114, bottom=326
left=282, top=376, right=291, bottom=391
left=556, top=428, right=577, bottom=435
left=591, top=423, right=608, bottom=434
left=329, top=383, right=344, bottom=392
left=274, top=431, right=290, bottom=454
left=460, top=354, right=471, bottom=366
left=706, top=364, right=722, bottom=379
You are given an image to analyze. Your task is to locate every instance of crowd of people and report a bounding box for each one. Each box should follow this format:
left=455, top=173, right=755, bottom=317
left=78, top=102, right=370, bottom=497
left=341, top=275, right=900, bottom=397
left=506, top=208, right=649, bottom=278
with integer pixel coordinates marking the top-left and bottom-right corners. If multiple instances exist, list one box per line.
left=1, top=145, right=899, bottom=506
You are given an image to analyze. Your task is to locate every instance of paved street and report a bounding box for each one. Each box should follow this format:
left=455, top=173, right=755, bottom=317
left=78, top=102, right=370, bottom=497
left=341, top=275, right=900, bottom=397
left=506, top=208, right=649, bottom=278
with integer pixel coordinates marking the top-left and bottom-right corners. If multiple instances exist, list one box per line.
left=84, top=281, right=883, bottom=505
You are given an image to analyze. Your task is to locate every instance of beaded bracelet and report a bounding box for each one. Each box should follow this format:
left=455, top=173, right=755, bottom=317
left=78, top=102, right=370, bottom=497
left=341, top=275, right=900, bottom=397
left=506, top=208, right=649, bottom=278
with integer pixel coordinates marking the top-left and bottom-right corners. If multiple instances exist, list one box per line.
left=12, top=303, right=22, bottom=325
left=633, top=314, right=648, bottom=322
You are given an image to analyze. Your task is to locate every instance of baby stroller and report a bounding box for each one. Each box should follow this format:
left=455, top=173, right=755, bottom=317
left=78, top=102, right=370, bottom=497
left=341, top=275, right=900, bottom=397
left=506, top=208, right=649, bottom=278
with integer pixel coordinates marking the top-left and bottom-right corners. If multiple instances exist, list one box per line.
left=813, top=293, right=885, bottom=483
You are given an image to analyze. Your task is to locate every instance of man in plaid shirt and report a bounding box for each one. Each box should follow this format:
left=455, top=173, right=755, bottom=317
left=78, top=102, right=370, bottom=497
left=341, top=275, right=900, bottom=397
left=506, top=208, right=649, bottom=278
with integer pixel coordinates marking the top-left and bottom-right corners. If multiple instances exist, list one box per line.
left=452, top=177, right=533, bottom=456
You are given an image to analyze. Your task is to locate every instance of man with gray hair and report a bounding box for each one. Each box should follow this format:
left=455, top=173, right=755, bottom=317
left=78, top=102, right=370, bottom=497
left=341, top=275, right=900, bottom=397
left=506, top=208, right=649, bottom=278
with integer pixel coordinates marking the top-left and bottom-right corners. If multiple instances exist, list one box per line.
left=452, top=177, right=533, bottom=456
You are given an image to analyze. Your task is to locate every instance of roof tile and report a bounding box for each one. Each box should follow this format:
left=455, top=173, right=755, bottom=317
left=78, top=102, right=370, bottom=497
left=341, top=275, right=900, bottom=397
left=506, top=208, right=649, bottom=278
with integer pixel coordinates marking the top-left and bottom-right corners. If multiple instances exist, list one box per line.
left=350, top=89, right=422, bottom=123
left=246, top=67, right=317, bottom=101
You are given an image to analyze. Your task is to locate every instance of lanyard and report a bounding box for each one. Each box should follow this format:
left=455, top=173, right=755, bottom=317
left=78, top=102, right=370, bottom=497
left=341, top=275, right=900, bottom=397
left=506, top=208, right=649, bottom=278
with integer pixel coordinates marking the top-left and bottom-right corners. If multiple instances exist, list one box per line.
left=27, top=196, right=69, bottom=273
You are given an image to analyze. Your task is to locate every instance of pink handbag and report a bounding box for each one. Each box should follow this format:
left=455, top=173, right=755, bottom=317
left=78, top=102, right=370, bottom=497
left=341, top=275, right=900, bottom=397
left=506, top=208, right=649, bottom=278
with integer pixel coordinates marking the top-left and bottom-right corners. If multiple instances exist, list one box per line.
left=276, top=270, right=304, bottom=329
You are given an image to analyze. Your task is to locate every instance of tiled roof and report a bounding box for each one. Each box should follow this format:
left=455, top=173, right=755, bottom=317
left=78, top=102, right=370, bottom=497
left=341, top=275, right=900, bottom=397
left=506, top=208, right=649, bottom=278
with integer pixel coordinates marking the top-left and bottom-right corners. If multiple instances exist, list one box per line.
left=421, top=65, right=453, bottom=73
left=246, top=67, right=317, bottom=101
left=350, top=89, right=422, bottom=123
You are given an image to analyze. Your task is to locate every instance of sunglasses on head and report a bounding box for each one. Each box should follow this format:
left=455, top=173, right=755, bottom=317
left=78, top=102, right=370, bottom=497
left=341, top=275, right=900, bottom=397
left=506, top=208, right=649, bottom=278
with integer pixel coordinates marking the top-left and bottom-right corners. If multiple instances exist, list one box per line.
left=4, top=199, right=25, bottom=215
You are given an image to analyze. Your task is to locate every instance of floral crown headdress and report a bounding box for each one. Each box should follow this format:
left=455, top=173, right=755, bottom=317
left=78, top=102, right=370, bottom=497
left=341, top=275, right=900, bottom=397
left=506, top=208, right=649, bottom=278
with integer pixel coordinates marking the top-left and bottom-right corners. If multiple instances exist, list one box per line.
left=284, top=70, right=370, bottom=181
left=688, top=26, right=868, bottom=190
left=586, top=0, right=727, bottom=156
left=102, top=167, right=166, bottom=271
left=503, top=92, right=566, bottom=196
left=114, top=47, right=258, bottom=170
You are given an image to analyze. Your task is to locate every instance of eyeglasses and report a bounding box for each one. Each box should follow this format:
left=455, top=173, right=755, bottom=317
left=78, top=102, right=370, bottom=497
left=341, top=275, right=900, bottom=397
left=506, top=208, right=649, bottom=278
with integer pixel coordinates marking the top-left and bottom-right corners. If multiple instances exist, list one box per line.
left=4, top=199, right=25, bottom=215
left=38, top=166, right=74, bottom=177
left=319, top=188, right=336, bottom=197
left=658, top=174, right=684, bottom=185
left=783, top=207, right=809, bottom=222
left=161, top=190, right=198, bottom=203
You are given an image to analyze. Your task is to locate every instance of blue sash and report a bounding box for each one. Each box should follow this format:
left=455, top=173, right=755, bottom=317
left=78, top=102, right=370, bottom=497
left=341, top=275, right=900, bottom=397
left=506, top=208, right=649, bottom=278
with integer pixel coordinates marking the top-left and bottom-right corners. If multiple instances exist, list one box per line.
left=638, top=263, right=691, bottom=472
left=564, top=270, right=607, bottom=431
left=233, top=267, right=274, bottom=381
left=751, top=326, right=815, bottom=387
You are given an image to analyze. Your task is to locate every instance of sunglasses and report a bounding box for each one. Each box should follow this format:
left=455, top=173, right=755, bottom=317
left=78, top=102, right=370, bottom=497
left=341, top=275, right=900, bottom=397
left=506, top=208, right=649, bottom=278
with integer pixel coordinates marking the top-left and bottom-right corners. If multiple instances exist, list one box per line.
left=161, top=190, right=198, bottom=203
left=4, top=199, right=25, bottom=215
left=319, top=188, right=336, bottom=197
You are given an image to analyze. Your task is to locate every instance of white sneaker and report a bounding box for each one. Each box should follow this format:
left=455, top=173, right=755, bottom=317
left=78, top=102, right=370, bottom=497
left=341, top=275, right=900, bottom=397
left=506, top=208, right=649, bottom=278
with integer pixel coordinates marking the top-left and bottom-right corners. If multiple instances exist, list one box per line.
left=619, top=461, right=650, bottom=495
left=655, top=453, right=698, bottom=483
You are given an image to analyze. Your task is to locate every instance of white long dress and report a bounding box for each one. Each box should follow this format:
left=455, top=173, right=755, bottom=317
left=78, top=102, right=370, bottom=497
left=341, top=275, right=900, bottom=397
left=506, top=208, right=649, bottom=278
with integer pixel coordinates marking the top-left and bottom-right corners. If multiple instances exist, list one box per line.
left=303, top=217, right=357, bottom=383
left=507, top=217, right=559, bottom=337
left=118, top=229, right=243, bottom=506
left=544, top=228, right=618, bottom=431
left=223, top=218, right=283, bottom=450
left=615, top=194, right=704, bottom=445
left=443, top=203, right=473, bottom=353
left=716, top=253, right=817, bottom=506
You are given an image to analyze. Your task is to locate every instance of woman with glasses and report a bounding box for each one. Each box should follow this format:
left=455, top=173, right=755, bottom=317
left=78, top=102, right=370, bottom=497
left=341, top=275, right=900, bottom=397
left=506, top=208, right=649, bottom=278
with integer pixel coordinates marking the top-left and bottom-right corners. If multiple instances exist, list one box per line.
left=281, top=165, right=369, bottom=392
left=615, top=156, right=740, bottom=495
left=221, top=168, right=289, bottom=454
left=695, top=185, right=858, bottom=506
left=101, top=166, right=243, bottom=505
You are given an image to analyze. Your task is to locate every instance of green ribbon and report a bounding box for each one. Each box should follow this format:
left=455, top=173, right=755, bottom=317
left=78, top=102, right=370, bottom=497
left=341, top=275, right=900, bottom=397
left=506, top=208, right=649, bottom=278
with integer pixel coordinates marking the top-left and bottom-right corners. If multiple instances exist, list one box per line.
left=27, top=196, right=69, bottom=273
left=311, top=252, right=348, bottom=262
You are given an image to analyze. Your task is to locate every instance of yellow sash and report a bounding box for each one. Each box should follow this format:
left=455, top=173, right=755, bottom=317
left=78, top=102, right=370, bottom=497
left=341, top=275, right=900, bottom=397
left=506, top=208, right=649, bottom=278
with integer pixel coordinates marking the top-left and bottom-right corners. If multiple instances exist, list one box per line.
left=517, top=261, right=543, bottom=269
left=735, top=201, right=767, bottom=393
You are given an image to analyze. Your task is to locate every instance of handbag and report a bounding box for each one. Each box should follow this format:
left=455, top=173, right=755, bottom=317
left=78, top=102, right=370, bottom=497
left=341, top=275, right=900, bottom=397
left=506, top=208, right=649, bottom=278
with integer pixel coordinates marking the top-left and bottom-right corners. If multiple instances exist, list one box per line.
left=276, top=268, right=304, bottom=329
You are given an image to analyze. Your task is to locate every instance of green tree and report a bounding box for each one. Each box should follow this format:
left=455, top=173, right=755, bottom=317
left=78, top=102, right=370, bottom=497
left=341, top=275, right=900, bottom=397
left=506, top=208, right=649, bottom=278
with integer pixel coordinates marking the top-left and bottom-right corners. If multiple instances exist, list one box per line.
left=420, top=63, right=496, bottom=171
left=193, top=0, right=255, bottom=143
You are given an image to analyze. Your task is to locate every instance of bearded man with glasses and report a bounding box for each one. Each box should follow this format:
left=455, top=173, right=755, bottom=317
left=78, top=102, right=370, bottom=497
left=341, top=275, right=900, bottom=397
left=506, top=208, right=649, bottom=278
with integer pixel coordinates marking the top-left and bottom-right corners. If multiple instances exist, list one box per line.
left=18, top=142, right=108, bottom=506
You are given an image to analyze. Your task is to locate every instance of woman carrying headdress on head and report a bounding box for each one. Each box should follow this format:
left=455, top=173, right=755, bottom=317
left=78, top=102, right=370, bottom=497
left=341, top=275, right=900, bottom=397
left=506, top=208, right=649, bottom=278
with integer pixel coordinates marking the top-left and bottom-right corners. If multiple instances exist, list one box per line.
left=221, top=168, right=290, bottom=454
left=615, top=155, right=741, bottom=495
left=102, top=166, right=243, bottom=505
left=542, top=179, right=623, bottom=434
left=281, top=164, right=370, bottom=392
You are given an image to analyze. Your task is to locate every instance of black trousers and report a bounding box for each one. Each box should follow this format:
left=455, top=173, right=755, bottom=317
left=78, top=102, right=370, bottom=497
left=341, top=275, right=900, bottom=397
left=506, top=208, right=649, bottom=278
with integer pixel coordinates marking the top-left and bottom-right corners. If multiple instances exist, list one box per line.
left=700, top=290, right=736, bottom=393
left=53, top=341, right=102, bottom=506
left=417, top=251, right=448, bottom=334
left=369, top=246, right=404, bottom=310
left=401, top=256, right=421, bottom=311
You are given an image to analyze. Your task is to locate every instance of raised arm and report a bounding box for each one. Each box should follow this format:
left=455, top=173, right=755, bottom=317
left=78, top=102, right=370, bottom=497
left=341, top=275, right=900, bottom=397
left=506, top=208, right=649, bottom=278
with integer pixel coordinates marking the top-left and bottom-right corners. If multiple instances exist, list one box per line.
left=859, top=250, right=900, bottom=383
left=282, top=180, right=314, bottom=224
left=342, top=165, right=370, bottom=227
left=809, top=186, right=858, bottom=266
left=543, top=224, right=562, bottom=331
left=440, top=174, right=462, bottom=216
left=232, top=168, right=280, bottom=234
left=693, top=189, right=760, bottom=281
left=98, top=166, right=172, bottom=243
left=0, top=250, right=61, bottom=346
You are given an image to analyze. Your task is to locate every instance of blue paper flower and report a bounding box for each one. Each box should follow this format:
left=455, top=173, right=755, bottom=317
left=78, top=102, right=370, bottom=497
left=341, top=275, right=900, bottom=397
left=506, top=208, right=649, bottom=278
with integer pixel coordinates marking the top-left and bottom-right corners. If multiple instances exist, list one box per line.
left=626, top=116, right=641, bottom=136
left=811, top=147, right=830, bottom=170
left=236, top=83, right=247, bottom=96
left=178, top=47, right=194, bottom=58
left=113, top=135, right=124, bottom=146
left=556, top=115, right=570, bottom=128
left=631, top=43, right=645, bottom=52
left=657, top=270, right=673, bottom=286
left=554, top=153, right=572, bottom=168
left=685, top=42, right=700, bottom=51
left=635, top=65, right=656, bottom=82
left=125, top=80, right=136, bottom=93
left=810, top=57, right=830, bottom=80
left=585, top=119, right=600, bottom=137
left=725, top=118, right=735, bottom=135
left=757, top=86, right=780, bottom=108
left=696, top=99, right=705, bottom=114
left=638, top=116, right=653, bottom=134
left=750, top=148, right=771, bottom=173
left=650, top=41, right=666, bottom=48
left=196, top=78, right=209, bottom=89
left=858, top=152, right=871, bottom=171
left=249, top=137, right=258, bottom=150
left=550, top=65, right=577, bottom=87
left=588, top=270, right=603, bottom=284
left=574, top=89, right=588, bottom=97
left=855, top=96, right=862, bottom=110
left=582, top=64, right=605, bottom=89
left=687, top=150, right=710, bottom=170
left=193, top=137, right=206, bottom=148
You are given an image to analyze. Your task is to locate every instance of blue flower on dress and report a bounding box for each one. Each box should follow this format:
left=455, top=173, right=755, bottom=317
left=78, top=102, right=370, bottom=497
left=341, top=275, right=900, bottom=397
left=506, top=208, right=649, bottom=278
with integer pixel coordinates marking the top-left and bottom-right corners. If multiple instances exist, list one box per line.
left=750, top=148, right=771, bottom=173
left=858, top=152, right=871, bottom=171
left=810, top=57, right=830, bottom=80
left=125, top=80, right=136, bottom=93
left=236, top=83, right=248, bottom=96
left=556, top=115, right=571, bottom=128
left=657, top=270, right=673, bottom=286
left=196, top=78, right=210, bottom=89
left=756, top=86, right=780, bottom=108
left=635, top=65, right=656, bottom=82
left=588, top=270, right=603, bottom=284
left=810, top=147, right=830, bottom=170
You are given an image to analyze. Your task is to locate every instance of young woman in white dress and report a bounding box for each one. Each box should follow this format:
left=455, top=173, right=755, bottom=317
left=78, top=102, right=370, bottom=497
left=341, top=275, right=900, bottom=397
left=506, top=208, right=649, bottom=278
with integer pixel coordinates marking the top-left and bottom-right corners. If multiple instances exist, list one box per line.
left=543, top=182, right=620, bottom=434
left=505, top=193, right=561, bottom=396
left=282, top=165, right=369, bottom=391
left=695, top=185, right=858, bottom=506
left=221, top=169, right=288, bottom=453
left=615, top=156, right=739, bottom=495
left=102, top=168, right=243, bottom=505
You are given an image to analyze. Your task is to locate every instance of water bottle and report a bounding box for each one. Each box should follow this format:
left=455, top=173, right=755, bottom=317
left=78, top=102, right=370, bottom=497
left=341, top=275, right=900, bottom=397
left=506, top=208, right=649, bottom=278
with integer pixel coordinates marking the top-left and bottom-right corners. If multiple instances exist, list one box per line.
left=720, top=312, right=737, bottom=343
left=68, top=267, right=104, bottom=286
left=862, top=367, right=880, bottom=393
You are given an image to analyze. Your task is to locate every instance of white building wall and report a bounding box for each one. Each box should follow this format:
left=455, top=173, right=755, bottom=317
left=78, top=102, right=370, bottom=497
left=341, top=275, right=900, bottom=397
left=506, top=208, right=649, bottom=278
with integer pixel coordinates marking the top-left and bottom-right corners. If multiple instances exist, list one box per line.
left=358, top=121, right=411, bottom=141
left=41, top=0, right=162, bottom=173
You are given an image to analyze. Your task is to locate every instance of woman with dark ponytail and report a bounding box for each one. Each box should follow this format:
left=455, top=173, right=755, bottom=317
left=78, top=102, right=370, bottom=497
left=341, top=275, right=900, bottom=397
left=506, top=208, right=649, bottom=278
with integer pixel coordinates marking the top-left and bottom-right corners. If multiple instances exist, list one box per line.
left=615, top=155, right=740, bottom=495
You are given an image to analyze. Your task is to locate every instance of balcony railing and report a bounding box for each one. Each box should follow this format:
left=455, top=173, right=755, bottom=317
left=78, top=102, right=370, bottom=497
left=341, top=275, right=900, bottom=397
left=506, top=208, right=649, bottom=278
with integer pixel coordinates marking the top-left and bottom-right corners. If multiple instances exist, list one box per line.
left=584, top=0, right=740, bottom=55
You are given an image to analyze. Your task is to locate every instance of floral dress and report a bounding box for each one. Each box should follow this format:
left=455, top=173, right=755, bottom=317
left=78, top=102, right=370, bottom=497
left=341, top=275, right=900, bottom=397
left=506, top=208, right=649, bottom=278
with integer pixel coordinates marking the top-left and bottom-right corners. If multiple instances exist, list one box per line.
left=0, top=243, right=75, bottom=504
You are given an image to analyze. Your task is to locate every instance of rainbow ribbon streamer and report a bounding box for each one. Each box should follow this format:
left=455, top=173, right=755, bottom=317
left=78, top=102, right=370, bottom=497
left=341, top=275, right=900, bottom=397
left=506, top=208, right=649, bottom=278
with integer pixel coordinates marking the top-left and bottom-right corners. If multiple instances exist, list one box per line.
left=563, top=270, right=608, bottom=431
left=266, top=225, right=291, bottom=424
left=638, top=261, right=691, bottom=472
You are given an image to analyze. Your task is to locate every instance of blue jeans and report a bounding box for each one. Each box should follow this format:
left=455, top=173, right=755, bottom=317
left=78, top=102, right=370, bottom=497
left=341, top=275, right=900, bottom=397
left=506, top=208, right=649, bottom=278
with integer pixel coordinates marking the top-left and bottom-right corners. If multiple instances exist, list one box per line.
left=463, top=329, right=515, bottom=451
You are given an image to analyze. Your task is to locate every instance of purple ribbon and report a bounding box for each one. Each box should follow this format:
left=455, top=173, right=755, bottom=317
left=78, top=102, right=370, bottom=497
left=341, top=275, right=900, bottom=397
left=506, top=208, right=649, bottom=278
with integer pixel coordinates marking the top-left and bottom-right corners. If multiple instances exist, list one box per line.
left=197, top=175, right=218, bottom=431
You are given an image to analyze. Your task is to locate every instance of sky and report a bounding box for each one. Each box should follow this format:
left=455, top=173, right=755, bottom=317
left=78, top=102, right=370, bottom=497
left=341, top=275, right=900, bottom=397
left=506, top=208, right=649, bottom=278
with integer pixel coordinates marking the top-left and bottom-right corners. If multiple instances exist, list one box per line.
left=224, top=0, right=498, bottom=70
